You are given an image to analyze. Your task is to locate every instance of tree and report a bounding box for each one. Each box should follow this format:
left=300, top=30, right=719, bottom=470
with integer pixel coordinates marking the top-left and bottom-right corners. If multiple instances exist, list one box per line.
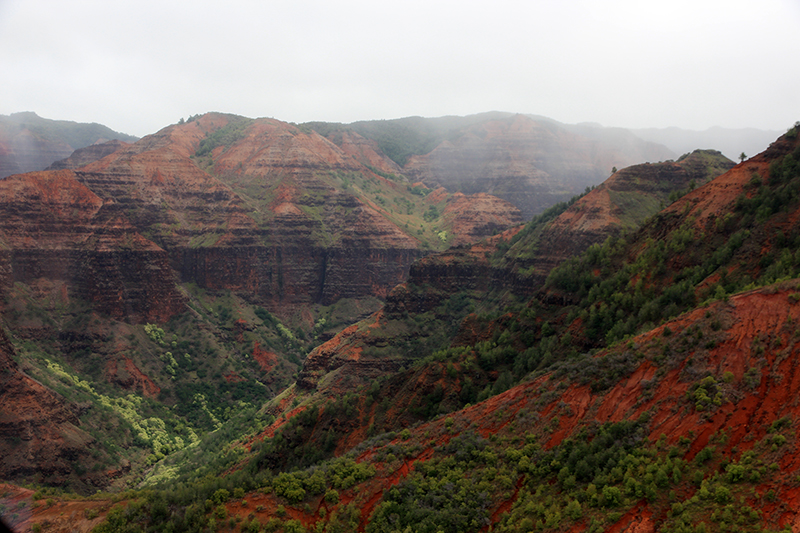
left=739, top=152, right=747, bottom=163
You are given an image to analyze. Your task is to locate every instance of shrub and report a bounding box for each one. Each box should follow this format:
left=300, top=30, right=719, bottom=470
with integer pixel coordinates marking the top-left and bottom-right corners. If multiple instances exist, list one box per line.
left=726, top=463, right=745, bottom=483
left=325, top=489, right=340, bottom=504
left=695, top=446, right=714, bottom=465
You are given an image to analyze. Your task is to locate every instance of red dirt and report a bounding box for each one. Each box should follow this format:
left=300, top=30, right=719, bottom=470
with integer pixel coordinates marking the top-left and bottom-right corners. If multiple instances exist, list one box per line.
left=487, top=476, right=526, bottom=529
left=331, top=283, right=800, bottom=530
left=104, top=355, right=160, bottom=398
left=0, top=483, right=111, bottom=533
left=223, top=371, right=245, bottom=383
left=239, top=278, right=800, bottom=531
left=252, top=342, right=278, bottom=373
left=606, top=501, right=655, bottom=533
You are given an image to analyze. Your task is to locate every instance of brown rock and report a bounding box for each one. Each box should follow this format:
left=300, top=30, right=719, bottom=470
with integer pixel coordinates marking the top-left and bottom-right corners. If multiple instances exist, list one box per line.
left=0, top=170, right=185, bottom=323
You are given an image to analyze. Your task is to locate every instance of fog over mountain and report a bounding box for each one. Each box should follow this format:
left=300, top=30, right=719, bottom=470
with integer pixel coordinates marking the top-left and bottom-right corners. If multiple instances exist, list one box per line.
left=631, top=125, right=784, bottom=162
left=1, top=1, right=797, bottom=137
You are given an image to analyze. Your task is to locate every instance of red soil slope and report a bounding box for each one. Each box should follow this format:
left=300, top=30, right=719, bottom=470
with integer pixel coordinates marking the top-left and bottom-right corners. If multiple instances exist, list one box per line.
left=235, top=282, right=800, bottom=532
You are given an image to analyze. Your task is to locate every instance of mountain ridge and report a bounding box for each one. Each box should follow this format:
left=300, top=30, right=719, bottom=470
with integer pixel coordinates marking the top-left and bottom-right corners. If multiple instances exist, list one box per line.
left=0, top=111, right=523, bottom=499
left=1, top=114, right=799, bottom=533
left=0, top=112, right=138, bottom=178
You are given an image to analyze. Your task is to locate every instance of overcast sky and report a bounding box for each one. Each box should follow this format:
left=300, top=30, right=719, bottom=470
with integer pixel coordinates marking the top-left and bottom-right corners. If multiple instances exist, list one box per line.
left=1, top=0, right=798, bottom=137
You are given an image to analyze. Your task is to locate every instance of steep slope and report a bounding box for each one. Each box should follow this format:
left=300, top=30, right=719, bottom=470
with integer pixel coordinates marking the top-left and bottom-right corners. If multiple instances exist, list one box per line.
left=0, top=112, right=523, bottom=493
left=177, top=125, right=790, bottom=504
left=503, top=149, right=734, bottom=287
left=69, top=113, right=521, bottom=314
left=542, top=123, right=800, bottom=346
left=27, top=123, right=800, bottom=532
left=0, top=112, right=137, bottom=178
left=0, top=327, right=107, bottom=492
left=0, top=170, right=183, bottom=323
left=267, top=124, right=797, bottom=441
left=239, top=123, right=800, bottom=531
left=291, top=148, right=734, bottom=396
left=79, top=282, right=800, bottom=533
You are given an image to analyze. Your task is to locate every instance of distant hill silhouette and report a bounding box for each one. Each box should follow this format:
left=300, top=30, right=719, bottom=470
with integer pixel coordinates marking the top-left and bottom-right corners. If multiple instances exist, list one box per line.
left=0, top=112, right=137, bottom=178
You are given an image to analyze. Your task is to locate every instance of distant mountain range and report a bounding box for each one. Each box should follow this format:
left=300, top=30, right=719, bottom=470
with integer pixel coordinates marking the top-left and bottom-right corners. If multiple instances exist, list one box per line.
left=1, top=111, right=782, bottom=216
left=0, top=112, right=138, bottom=178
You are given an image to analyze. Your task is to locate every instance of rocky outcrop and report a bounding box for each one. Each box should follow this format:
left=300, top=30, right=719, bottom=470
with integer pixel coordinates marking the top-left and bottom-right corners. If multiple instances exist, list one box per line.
left=104, top=356, right=161, bottom=398
left=514, top=149, right=735, bottom=287
left=441, top=192, right=523, bottom=246
left=294, top=148, right=737, bottom=391
left=327, top=130, right=404, bottom=175
left=296, top=312, right=410, bottom=391
left=57, top=114, right=520, bottom=317
left=0, top=113, right=532, bottom=326
left=0, top=170, right=184, bottom=323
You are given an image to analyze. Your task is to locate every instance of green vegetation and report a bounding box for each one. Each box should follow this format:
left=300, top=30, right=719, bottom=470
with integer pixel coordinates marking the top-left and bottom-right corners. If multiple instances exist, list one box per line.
left=194, top=115, right=254, bottom=158
left=89, top=384, right=797, bottom=533
left=3, top=279, right=330, bottom=491
left=304, top=112, right=512, bottom=166
left=11, top=123, right=800, bottom=532
left=542, top=138, right=800, bottom=348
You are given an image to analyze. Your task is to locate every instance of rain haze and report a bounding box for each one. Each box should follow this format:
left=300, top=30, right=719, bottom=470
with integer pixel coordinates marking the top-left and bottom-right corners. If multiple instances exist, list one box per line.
left=0, top=0, right=798, bottom=138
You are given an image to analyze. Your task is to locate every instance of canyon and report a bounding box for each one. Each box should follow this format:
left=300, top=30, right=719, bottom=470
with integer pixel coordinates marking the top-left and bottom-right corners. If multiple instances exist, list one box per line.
left=1, top=112, right=799, bottom=533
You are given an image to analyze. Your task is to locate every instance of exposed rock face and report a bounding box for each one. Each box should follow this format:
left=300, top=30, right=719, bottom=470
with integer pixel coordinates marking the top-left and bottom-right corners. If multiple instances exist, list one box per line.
left=0, top=327, right=104, bottom=488
left=441, top=192, right=523, bottom=246
left=386, top=236, right=515, bottom=314
left=403, top=114, right=675, bottom=219
left=0, top=170, right=184, bottom=323
left=297, top=231, right=525, bottom=391
left=50, top=114, right=519, bottom=317
left=317, top=130, right=403, bottom=175
left=68, top=116, right=422, bottom=312
left=104, top=356, right=161, bottom=398
left=296, top=311, right=410, bottom=392
left=0, top=112, right=523, bottom=328
left=295, top=149, right=736, bottom=391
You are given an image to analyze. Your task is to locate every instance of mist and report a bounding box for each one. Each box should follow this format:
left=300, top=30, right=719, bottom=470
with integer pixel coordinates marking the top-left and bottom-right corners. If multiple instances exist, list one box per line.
left=1, top=0, right=798, bottom=137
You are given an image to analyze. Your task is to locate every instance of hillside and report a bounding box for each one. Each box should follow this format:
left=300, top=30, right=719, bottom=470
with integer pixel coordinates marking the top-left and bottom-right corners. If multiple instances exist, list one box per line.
left=0, top=112, right=522, bottom=497
left=1, top=117, right=798, bottom=533
left=86, top=122, right=796, bottom=533
left=308, top=113, right=676, bottom=219
left=0, top=112, right=138, bottom=178
left=283, top=147, right=734, bottom=401
left=61, top=283, right=800, bottom=533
